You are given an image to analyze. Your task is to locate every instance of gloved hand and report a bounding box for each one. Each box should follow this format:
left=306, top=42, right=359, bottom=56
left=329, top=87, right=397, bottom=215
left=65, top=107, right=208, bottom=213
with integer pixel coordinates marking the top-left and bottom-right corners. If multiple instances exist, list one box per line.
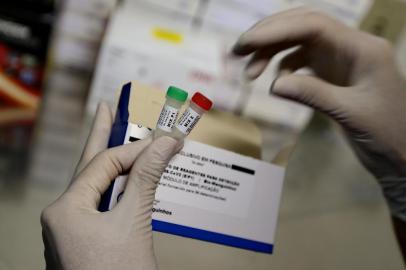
left=233, top=8, right=406, bottom=219
left=41, top=102, right=182, bottom=270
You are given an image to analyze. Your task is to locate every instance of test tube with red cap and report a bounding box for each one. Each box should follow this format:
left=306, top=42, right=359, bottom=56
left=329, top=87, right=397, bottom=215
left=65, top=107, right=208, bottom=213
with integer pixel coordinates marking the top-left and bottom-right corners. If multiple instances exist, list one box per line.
left=172, top=92, right=213, bottom=139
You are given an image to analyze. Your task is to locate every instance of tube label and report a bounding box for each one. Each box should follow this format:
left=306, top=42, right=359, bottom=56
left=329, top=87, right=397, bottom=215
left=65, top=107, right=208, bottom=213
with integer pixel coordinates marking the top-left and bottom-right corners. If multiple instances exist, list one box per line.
left=176, top=107, right=201, bottom=135
left=157, top=105, right=179, bottom=132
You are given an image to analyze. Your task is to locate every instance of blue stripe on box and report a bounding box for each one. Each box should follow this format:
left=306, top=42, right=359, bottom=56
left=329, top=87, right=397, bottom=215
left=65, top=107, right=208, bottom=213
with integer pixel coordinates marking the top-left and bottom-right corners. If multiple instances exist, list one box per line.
left=107, top=82, right=131, bottom=148
left=98, top=82, right=131, bottom=212
left=152, top=220, right=274, bottom=254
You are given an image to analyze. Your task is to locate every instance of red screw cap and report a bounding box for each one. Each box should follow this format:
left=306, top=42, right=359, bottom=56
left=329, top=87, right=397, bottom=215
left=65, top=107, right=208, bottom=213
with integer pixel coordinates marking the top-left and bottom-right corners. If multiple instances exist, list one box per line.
left=191, top=92, right=213, bottom=111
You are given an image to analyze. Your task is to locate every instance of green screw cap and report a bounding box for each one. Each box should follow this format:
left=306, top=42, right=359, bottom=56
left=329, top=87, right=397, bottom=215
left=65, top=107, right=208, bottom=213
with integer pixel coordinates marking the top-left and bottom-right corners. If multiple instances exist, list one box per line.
left=166, top=86, right=188, bottom=102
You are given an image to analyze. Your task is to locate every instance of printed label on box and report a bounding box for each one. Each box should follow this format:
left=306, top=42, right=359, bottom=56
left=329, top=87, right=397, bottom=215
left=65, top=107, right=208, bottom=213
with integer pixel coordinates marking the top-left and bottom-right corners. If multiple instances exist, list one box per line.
left=106, top=123, right=285, bottom=253
left=157, top=145, right=255, bottom=218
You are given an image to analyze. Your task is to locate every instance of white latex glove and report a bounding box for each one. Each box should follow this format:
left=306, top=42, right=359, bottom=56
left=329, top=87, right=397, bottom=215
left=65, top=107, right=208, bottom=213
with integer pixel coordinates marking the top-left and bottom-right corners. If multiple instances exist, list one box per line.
left=41, top=102, right=182, bottom=270
left=232, top=8, right=406, bottom=218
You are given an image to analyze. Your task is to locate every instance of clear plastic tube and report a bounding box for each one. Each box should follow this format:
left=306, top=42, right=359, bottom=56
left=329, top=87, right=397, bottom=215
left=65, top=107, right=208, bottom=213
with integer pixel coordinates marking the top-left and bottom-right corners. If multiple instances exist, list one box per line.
left=171, top=92, right=213, bottom=140
left=154, top=86, right=188, bottom=139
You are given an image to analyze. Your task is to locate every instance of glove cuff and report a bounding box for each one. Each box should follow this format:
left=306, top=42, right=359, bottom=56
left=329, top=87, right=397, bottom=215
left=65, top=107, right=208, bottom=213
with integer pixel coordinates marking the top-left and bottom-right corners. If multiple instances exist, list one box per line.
left=380, top=176, right=406, bottom=222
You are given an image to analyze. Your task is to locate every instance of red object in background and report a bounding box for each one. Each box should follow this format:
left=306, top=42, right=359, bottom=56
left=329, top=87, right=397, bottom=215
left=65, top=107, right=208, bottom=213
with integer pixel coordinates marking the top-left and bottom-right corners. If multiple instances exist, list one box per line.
left=0, top=44, right=7, bottom=67
left=0, top=42, right=43, bottom=108
left=0, top=1, right=55, bottom=178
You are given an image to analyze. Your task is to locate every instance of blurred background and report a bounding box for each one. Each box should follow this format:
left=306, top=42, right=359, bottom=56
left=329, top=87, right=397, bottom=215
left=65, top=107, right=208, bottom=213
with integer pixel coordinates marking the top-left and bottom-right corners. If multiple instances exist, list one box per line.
left=0, top=0, right=406, bottom=269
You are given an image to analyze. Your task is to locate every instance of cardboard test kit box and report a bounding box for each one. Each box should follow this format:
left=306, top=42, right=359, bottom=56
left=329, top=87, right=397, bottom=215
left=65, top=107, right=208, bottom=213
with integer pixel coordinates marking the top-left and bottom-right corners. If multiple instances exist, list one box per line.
left=99, top=81, right=285, bottom=254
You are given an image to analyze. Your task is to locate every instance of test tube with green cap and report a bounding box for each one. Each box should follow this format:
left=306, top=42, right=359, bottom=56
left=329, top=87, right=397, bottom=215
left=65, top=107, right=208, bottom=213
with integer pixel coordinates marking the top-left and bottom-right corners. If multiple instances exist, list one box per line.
left=154, top=86, right=188, bottom=139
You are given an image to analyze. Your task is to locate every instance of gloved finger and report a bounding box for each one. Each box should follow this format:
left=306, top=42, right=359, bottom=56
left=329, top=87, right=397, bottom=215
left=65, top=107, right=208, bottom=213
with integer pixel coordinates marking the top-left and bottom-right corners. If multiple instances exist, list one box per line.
left=245, top=49, right=273, bottom=79
left=272, top=74, right=349, bottom=119
left=67, top=138, right=152, bottom=209
left=114, top=136, right=182, bottom=224
left=74, top=102, right=113, bottom=177
left=245, top=45, right=309, bottom=80
left=277, top=46, right=308, bottom=74
left=244, top=44, right=291, bottom=79
left=232, top=10, right=339, bottom=56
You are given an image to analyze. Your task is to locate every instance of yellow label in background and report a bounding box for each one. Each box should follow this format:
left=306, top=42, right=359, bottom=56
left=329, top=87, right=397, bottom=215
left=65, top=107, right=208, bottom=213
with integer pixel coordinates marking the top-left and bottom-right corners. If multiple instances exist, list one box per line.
left=152, top=27, right=184, bottom=44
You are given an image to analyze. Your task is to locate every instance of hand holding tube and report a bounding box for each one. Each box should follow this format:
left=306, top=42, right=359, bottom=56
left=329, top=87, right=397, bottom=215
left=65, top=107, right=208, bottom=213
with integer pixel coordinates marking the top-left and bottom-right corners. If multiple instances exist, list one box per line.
left=41, top=102, right=182, bottom=270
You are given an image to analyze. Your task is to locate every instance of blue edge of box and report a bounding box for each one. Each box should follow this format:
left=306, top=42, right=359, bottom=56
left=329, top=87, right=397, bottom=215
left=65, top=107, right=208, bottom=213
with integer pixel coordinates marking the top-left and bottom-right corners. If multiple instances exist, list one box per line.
left=98, top=82, right=274, bottom=254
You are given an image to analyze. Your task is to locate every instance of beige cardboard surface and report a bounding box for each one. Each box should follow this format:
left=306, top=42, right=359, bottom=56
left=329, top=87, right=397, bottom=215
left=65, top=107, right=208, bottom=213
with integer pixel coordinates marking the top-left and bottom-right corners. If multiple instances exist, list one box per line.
left=127, top=81, right=262, bottom=159
left=360, top=0, right=406, bottom=43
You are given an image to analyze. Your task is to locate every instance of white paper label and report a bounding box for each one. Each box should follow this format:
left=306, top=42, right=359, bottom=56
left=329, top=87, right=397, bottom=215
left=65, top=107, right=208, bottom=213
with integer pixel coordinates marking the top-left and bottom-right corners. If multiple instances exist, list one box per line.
left=104, top=123, right=284, bottom=249
left=109, top=124, right=256, bottom=218
left=106, top=123, right=285, bottom=248
left=157, top=105, right=179, bottom=132
left=176, top=107, right=200, bottom=135
left=156, top=144, right=256, bottom=218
